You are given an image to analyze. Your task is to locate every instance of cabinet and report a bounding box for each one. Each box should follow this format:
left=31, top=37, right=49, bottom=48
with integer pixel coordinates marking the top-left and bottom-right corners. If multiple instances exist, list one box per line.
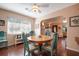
left=14, top=34, right=23, bottom=45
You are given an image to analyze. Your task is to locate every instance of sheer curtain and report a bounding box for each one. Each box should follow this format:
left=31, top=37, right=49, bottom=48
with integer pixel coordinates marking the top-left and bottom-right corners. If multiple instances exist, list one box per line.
left=7, top=17, right=31, bottom=34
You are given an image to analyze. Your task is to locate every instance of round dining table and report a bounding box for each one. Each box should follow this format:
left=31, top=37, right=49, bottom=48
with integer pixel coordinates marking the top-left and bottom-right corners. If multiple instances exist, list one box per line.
left=28, top=35, right=52, bottom=55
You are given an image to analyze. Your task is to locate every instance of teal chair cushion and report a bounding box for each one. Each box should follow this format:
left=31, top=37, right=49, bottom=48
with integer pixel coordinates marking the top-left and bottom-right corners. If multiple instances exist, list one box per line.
left=0, top=31, right=6, bottom=40
left=0, top=31, right=4, bottom=37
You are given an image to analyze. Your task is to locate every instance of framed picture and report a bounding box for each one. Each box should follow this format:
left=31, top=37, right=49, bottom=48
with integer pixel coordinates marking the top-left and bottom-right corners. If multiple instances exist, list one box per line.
left=0, top=20, right=5, bottom=26
left=69, top=16, right=79, bottom=27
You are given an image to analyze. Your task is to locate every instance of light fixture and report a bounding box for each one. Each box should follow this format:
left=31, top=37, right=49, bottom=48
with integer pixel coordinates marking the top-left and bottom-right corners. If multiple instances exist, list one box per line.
left=63, top=20, right=67, bottom=23
left=42, top=22, right=44, bottom=26
left=62, top=17, right=67, bottom=23
left=32, top=4, right=41, bottom=13
left=49, top=23, right=50, bottom=27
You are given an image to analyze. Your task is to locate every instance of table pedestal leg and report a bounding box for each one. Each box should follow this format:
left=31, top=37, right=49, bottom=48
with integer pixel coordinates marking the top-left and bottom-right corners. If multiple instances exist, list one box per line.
left=39, top=45, right=42, bottom=51
left=38, top=44, right=42, bottom=55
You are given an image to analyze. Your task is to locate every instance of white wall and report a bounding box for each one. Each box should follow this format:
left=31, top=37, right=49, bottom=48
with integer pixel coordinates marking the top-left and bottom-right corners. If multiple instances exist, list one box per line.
left=42, top=4, right=79, bottom=52
left=0, top=9, right=35, bottom=46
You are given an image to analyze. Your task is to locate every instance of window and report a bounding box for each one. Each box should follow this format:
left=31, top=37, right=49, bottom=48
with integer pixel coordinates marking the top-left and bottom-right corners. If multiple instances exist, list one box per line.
left=7, top=17, right=31, bottom=34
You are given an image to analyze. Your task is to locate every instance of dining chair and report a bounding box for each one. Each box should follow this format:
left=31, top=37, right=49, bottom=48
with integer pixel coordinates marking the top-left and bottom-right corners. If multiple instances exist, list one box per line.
left=22, top=33, right=36, bottom=56
left=43, top=32, right=58, bottom=56
left=29, top=31, right=39, bottom=46
left=44, top=29, right=53, bottom=46
left=29, top=30, right=35, bottom=36
left=51, top=32, right=58, bottom=55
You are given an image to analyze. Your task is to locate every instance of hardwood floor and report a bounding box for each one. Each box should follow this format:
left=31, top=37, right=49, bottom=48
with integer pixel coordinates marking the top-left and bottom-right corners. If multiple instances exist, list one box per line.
left=0, top=38, right=66, bottom=56
left=57, top=38, right=67, bottom=56
left=0, top=44, right=24, bottom=56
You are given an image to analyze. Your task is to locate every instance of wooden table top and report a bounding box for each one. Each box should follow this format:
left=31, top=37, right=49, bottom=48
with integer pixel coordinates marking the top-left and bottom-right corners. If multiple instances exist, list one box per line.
left=28, top=35, right=51, bottom=43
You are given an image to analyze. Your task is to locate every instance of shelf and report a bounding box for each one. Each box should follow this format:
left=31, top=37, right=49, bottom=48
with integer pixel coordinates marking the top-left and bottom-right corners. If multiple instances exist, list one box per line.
left=15, top=39, right=23, bottom=45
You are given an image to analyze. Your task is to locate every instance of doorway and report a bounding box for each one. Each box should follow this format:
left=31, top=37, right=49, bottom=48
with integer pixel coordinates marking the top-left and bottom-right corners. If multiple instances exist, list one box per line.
left=52, top=25, right=58, bottom=32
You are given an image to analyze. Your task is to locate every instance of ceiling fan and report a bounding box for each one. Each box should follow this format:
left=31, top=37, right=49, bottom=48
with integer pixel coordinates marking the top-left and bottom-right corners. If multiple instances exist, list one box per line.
left=25, top=3, right=50, bottom=13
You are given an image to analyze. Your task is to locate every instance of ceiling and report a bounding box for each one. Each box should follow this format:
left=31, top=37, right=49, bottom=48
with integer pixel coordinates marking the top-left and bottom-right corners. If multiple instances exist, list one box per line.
left=0, top=3, right=75, bottom=18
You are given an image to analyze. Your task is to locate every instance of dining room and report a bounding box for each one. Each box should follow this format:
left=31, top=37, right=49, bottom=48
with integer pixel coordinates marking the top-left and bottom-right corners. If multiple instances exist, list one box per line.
left=0, top=3, right=79, bottom=56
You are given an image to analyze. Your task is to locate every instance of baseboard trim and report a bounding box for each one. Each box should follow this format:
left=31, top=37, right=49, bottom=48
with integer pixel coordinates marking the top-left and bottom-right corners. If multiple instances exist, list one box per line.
left=8, top=43, right=23, bottom=47
left=66, top=47, right=79, bottom=56
left=66, top=47, right=79, bottom=52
